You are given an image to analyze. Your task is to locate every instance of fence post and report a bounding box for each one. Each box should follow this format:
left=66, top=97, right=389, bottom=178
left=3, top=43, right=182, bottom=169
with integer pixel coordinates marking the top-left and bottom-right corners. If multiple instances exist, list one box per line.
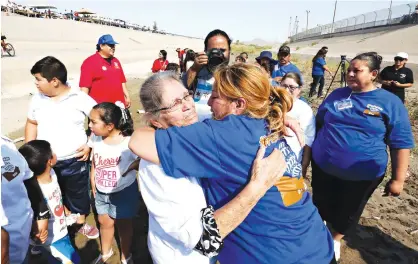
left=361, top=14, right=366, bottom=30
left=374, top=11, right=378, bottom=26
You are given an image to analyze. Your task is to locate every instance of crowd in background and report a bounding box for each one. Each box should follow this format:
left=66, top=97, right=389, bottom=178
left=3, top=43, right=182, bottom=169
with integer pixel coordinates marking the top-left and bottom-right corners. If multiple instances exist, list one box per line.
left=1, top=27, right=415, bottom=264
left=0, top=0, right=162, bottom=33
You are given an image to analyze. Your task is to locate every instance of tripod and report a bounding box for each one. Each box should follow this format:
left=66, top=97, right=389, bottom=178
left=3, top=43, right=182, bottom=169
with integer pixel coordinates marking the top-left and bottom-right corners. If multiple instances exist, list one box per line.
left=323, top=55, right=350, bottom=99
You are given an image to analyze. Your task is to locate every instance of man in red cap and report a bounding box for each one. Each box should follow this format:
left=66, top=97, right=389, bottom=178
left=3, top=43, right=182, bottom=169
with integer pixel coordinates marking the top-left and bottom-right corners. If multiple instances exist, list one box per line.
left=79, top=34, right=131, bottom=107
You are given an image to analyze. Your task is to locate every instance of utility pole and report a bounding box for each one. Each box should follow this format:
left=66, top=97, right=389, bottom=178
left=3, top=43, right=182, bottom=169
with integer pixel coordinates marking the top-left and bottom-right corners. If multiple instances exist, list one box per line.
left=293, top=15, right=298, bottom=35
left=306, top=10, right=310, bottom=32
left=388, top=0, right=393, bottom=24
left=288, top=16, right=292, bottom=37
left=331, top=0, right=338, bottom=33
left=296, top=19, right=299, bottom=34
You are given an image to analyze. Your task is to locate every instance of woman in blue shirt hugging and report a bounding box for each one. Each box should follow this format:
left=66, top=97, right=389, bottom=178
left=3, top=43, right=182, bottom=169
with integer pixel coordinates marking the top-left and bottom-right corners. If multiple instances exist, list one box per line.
left=130, top=63, right=335, bottom=264
left=311, top=52, right=415, bottom=261
left=309, top=48, right=332, bottom=98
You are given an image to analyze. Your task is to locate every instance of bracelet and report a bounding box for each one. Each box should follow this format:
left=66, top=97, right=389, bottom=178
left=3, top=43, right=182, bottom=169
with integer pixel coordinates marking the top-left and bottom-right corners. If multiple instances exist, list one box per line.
left=194, top=205, right=224, bottom=257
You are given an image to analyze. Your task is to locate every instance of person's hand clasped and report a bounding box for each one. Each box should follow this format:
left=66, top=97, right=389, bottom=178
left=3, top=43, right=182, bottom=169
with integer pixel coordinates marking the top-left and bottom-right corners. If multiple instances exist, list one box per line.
left=384, top=179, right=404, bottom=197
left=392, top=81, right=401, bottom=87
left=75, top=144, right=91, bottom=161
left=251, top=145, right=286, bottom=190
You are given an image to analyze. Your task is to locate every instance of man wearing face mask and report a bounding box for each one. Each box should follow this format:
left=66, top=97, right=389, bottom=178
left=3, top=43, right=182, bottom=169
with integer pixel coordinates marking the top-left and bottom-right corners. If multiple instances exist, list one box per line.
left=183, top=29, right=231, bottom=118
left=272, top=45, right=303, bottom=83
left=379, top=52, right=414, bottom=104
left=79, top=34, right=130, bottom=108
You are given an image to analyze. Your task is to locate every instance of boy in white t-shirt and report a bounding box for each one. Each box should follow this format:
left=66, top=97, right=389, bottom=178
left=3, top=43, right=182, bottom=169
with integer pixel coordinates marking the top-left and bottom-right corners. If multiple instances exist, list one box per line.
left=19, top=140, right=81, bottom=263
left=25, top=56, right=99, bottom=239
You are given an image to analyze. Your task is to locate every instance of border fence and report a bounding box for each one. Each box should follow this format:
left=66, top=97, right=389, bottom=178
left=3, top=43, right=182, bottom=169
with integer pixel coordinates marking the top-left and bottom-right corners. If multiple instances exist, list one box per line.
left=290, top=2, right=418, bottom=42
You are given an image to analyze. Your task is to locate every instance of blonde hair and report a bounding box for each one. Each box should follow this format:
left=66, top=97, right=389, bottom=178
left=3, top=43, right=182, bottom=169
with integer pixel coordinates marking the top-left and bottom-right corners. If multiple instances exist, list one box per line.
left=213, top=63, right=293, bottom=135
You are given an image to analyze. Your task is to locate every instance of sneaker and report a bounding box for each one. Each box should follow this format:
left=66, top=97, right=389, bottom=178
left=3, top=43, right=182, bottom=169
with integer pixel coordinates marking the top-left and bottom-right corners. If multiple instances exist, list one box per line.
left=334, top=239, right=341, bottom=261
left=93, top=248, right=114, bottom=264
left=121, top=255, right=133, bottom=264
left=30, top=246, right=42, bottom=255
left=78, top=223, right=99, bottom=239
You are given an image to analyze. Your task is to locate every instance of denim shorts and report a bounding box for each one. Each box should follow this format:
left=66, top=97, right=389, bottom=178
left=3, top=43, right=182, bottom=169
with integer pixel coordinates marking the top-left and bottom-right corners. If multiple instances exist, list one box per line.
left=95, top=180, right=139, bottom=219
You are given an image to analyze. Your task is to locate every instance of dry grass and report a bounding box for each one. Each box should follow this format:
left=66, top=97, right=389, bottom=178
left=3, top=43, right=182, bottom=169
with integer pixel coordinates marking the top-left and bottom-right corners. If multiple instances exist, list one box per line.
left=231, top=43, right=273, bottom=55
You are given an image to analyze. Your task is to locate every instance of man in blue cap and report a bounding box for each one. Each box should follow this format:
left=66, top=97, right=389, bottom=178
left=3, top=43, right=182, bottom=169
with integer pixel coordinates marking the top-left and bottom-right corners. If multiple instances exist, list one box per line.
left=80, top=34, right=130, bottom=107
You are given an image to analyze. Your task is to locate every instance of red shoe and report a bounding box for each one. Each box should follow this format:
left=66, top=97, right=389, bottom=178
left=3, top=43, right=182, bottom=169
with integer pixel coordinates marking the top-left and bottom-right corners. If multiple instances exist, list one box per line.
left=78, top=223, right=99, bottom=239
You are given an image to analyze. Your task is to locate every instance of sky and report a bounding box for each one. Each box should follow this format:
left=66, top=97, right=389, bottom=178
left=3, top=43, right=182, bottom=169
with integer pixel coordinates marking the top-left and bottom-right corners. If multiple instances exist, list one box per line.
left=15, top=0, right=416, bottom=42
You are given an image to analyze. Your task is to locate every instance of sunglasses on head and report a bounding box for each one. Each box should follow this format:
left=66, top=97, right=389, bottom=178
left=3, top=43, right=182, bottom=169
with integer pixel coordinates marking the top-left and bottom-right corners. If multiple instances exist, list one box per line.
left=394, top=57, right=405, bottom=61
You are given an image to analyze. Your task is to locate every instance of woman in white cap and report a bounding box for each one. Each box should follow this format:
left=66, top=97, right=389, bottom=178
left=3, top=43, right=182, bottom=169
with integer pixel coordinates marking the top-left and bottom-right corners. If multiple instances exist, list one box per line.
left=379, top=52, right=414, bottom=103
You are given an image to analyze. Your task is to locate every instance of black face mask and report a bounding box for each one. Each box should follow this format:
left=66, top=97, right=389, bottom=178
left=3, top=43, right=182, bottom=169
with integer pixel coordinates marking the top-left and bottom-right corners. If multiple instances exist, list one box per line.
left=206, top=48, right=227, bottom=72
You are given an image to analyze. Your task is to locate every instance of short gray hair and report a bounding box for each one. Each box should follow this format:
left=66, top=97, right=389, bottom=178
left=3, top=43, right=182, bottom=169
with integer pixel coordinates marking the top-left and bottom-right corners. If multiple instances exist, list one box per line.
left=140, top=71, right=182, bottom=117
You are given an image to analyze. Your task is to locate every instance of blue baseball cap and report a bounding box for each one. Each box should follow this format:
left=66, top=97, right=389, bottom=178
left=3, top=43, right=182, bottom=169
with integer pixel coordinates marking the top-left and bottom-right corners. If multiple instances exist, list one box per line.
left=97, top=34, right=119, bottom=45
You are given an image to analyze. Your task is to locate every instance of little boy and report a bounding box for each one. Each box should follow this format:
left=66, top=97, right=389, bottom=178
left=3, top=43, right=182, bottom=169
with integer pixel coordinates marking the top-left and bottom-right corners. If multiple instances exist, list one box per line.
left=20, top=140, right=81, bottom=263
left=25, top=56, right=98, bottom=239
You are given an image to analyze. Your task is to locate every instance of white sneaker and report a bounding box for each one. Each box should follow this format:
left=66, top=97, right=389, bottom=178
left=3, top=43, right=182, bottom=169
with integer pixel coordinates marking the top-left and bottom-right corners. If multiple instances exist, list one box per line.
left=93, top=248, right=114, bottom=264
left=333, top=240, right=341, bottom=261
left=121, top=255, right=133, bottom=264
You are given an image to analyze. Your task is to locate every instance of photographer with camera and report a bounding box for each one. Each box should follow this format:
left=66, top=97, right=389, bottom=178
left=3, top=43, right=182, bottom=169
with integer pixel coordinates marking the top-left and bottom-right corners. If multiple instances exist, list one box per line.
left=183, top=29, right=231, bottom=118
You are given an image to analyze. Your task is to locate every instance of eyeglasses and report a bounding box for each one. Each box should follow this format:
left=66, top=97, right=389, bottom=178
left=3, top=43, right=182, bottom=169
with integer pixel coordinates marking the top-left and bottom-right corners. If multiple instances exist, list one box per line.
left=151, top=91, right=193, bottom=113
left=394, top=57, right=405, bottom=61
left=282, top=84, right=300, bottom=92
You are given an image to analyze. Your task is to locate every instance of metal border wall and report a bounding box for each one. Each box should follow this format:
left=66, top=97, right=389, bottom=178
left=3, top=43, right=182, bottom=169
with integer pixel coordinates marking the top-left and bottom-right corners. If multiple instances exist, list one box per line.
left=290, top=2, right=418, bottom=42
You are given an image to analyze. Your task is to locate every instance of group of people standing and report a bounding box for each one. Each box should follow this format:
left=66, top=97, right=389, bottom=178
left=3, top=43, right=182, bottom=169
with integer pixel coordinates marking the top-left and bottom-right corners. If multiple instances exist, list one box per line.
left=133, top=29, right=414, bottom=264
left=1, top=28, right=415, bottom=264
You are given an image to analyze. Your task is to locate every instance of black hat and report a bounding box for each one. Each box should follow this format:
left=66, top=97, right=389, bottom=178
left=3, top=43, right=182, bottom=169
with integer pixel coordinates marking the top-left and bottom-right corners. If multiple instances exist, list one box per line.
left=278, top=45, right=290, bottom=55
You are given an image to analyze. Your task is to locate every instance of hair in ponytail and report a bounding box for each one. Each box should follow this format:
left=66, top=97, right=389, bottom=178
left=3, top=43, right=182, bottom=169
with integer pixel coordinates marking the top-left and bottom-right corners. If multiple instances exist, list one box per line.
left=268, top=86, right=293, bottom=134
left=93, top=102, right=134, bottom=136
left=213, top=63, right=293, bottom=136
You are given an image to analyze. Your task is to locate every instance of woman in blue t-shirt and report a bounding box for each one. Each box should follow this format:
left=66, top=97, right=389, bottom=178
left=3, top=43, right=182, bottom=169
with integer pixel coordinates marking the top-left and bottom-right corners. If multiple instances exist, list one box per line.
left=309, top=48, right=332, bottom=98
left=311, top=52, right=415, bottom=262
left=130, top=64, right=335, bottom=264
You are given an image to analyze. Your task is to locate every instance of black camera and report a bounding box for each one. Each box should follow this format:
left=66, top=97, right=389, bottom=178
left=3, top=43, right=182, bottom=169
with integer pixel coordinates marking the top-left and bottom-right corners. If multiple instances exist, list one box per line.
left=207, top=48, right=226, bottom=71
left=341, top=55, right=347, bottom=61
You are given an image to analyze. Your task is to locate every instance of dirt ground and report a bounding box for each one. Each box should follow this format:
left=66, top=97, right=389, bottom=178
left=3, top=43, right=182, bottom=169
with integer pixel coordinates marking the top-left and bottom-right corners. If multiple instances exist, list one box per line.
left=10, top=59, right=418, bottom=263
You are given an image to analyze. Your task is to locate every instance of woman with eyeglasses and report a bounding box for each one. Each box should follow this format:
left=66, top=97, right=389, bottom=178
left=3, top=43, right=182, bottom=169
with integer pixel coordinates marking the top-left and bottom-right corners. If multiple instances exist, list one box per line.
left=379, top=52, right=414, bottom=104
left=135, top=71, right=292, bottom=264
left=309, top=48, right=332, bottom=98
left=152, top=50, right=169, bottom=73
left=130, top=64, right=335, bottom=264
left=311, top=52, right=414, bottom=261
left=281, top=73, right=315, bottom=178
